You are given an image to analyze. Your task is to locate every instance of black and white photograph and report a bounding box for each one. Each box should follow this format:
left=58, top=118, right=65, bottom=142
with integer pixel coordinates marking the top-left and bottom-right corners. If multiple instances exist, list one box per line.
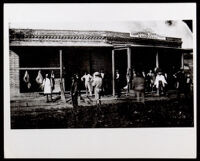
left=9, top=21, right=194, bottom=129
left=4, top=3, right=197, bottom=158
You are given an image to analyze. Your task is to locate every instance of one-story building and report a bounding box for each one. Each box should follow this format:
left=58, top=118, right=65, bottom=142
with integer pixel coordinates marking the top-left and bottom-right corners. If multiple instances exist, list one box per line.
left=9, top=22, right=193, bottom=98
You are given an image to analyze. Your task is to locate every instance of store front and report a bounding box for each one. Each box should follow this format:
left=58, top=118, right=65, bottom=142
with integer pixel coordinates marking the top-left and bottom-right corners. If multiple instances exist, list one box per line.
left=9, top=28, right=192, bottom=97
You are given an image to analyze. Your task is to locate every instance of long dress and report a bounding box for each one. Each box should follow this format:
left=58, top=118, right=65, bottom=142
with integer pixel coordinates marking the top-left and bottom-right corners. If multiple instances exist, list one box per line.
left=43, top=78, right=52, bottom=94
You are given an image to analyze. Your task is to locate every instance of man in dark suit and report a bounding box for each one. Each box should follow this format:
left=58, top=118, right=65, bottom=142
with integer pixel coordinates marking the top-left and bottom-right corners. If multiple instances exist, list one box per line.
left=71, top=74, right=79, bottom=107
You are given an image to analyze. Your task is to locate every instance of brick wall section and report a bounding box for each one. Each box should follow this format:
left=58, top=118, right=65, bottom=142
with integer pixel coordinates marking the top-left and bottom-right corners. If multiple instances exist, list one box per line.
left=10, top=50, right=20, bottom=97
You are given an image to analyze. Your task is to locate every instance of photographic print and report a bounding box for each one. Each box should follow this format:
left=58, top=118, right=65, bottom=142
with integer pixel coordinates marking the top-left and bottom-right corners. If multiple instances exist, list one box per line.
left=9, top=20, right=194, bottom=129
left=4, top=3, right=197, bottom=158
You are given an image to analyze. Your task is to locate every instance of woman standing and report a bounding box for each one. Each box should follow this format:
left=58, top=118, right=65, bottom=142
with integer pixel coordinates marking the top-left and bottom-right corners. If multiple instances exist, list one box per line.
left=43, top=73, right=53, bottom=102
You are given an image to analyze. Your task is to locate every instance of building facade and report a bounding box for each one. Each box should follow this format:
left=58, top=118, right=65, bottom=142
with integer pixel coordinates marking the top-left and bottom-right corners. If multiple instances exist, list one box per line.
left=9, top=28, right=193, bottom=97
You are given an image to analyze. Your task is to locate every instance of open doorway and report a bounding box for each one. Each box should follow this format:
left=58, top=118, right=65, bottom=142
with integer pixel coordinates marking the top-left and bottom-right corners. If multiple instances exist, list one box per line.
left=114, top=49, right=128, bottom=88
left=131, top=47, right=156, bottom=73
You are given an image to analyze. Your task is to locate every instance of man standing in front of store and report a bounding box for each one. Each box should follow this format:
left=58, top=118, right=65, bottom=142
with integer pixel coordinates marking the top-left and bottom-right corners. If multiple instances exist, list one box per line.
left=92, top=72, right=103, bottom=105
left=81, top=71, right=93, bottom=96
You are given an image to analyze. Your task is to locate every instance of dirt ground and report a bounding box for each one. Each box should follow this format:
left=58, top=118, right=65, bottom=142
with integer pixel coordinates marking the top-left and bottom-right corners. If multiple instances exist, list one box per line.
left=10, top=90, right=194, bottom=129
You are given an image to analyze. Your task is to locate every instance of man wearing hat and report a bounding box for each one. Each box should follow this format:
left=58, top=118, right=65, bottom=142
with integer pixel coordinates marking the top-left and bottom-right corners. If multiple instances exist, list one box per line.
left=92, top=72, right=103, bottom=105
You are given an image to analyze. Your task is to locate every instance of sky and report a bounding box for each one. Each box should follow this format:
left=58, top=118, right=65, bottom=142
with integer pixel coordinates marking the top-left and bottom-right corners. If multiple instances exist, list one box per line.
left=9, top=20, right=193, bottom=49
left=5, top=3, right=195, bottom=49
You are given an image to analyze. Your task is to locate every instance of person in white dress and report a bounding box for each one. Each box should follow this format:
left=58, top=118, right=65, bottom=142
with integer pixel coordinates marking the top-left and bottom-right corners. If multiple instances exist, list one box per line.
left=42, top=73, right=53, bottom=102
left=81, top=71, right=93, bottom=96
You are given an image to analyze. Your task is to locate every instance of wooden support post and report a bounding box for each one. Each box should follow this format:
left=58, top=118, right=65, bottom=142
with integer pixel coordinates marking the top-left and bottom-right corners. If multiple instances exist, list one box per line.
left=127, top=47, right=131, bottom=69
left=156, top=52, right=159, bottom=68
left=60, top=49, right=63, bottom=79
left=181, top=53, right=184, bottom=68
left=59, top=49, right=66, bottom=102
left=112, top=49, right=115, bottom=96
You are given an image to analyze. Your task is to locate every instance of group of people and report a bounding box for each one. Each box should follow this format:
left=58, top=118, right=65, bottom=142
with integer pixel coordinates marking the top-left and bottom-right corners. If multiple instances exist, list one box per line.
left=23, top=66, right=193, bottom=106
left=115, top=67, right=192, bottom=102
left=70, top=70, right=104, bottom=107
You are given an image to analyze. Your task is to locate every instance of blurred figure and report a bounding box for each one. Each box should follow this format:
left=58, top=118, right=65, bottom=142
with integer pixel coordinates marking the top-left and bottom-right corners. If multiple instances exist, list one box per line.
left=50, top=70, right=55, bottom=91
left=100, top=69, right=105, bottom=96
left=132, top=72, right=145, bottom=103
left=132, top=68, right=136, bottom=78
left=174, top=68, right=190, bottom=99
left=92, top=72, right=103, bottom=105
left=154, top=71, right=167, bottom=96
left=81, top=71, right=93, bottom=96
left=185, top=73, right=192, bottom=99
left=163, top=71, right=168, bottom=94
left=71, top=74, right=79, bottom=107
left=146, top=69, right=155, bottom=93
left=75, top=73, right=83, bottom=101
left=142, top=70, right=146, bottom=78
left=42, top=74, right=53, bottom=102
left=126, top=68, right=132, bottom=96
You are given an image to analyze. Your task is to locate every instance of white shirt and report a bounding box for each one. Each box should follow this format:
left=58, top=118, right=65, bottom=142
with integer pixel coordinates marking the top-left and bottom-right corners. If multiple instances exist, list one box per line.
left=81, top=74, right=92, bottom=83
left=154, top=74, right=167, bottom=88
left=92, top=76, right=102, bottom=89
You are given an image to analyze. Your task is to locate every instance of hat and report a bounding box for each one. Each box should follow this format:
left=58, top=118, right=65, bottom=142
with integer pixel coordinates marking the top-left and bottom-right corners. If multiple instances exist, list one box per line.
left=94, top=72, right=101, bottom=76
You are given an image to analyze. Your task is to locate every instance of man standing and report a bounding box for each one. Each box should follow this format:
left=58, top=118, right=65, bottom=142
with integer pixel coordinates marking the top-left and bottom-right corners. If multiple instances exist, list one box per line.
left=71, top=74, right=79, bottom=107
left=81, top=71, right=93, bottom=96
left=154, top=71, right=167, bottom=96
left=42, top=74, right=53, bottom=102
left=92, top=72, right=103, bottom=105
left=174, top=68, right=187, bottom=99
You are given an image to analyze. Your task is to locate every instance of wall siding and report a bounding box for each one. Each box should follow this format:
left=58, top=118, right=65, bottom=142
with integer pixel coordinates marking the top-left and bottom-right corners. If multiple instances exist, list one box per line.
left=10, top=50, right=20, bottom=97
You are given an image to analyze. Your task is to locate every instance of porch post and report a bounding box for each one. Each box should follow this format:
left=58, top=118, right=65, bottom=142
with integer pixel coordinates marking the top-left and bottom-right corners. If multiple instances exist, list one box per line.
left=59, top=49, right=66, bottom=102
left=112, top=49, right=115, bottom=96
left=59, top=49, right=63, bottom=79
left=156, top=52, right=159, bottom=68
left=127, top=47, right=131, bottom=69
left=181, top=53, right=184, bottom=68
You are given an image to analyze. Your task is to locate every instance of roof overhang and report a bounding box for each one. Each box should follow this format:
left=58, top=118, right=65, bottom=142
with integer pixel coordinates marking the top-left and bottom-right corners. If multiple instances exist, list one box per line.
left=9, top=28, right=183, bottom=48
left=113, top=44, right=193, bottom=53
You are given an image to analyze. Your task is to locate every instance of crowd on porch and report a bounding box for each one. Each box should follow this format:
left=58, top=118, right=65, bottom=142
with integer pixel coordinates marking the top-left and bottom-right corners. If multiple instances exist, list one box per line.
left=22, top=65, right=193, bottom=107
